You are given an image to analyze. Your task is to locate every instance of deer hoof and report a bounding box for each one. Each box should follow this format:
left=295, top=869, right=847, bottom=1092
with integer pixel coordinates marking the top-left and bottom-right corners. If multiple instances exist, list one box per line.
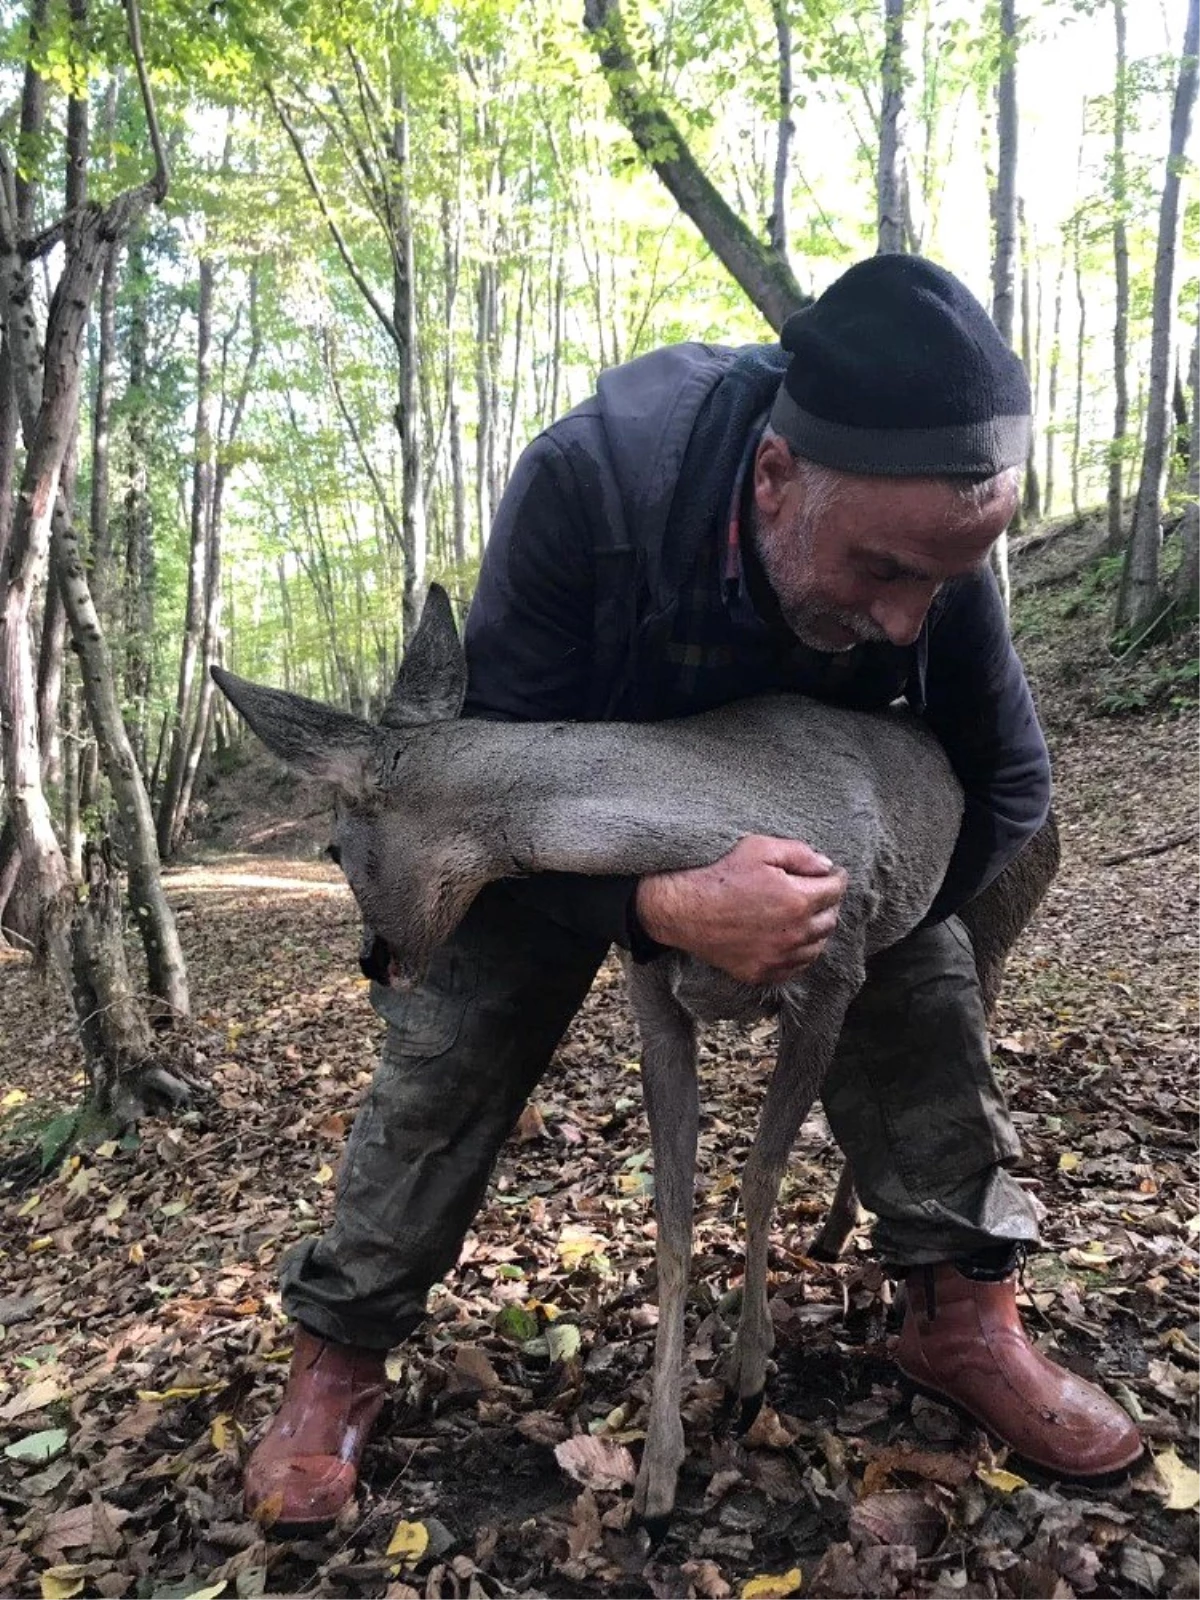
left=639, top=1512, right=672, bottom=1549
left=738, top=1390, right=764, bottom=1431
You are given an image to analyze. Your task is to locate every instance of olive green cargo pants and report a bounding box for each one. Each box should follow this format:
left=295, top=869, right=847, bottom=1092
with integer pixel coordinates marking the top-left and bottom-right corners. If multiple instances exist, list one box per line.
left=282, top=884, right=1040, bottom=1350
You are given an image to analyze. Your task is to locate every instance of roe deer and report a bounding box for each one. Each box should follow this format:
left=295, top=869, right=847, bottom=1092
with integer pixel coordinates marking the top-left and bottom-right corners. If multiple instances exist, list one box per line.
left=213, top=584, right=1058, bottom=1531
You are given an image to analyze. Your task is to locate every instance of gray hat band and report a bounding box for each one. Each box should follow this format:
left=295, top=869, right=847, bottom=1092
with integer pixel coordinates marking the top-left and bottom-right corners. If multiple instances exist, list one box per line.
left=769, top=387, right=1031, bottom=477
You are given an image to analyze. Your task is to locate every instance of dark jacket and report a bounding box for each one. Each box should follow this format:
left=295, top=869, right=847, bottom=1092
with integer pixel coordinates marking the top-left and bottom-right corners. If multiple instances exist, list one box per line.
left=463, top=341, right=1051, bottom=947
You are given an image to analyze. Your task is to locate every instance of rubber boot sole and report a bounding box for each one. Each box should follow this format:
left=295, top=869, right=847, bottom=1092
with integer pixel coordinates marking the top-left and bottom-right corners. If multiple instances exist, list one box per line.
left=896, top=1368, right=1145, bottom=1485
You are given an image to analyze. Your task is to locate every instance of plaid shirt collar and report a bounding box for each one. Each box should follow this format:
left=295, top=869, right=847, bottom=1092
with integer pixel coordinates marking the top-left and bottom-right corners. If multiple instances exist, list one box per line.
left=722, top=418, right=767, bottom=613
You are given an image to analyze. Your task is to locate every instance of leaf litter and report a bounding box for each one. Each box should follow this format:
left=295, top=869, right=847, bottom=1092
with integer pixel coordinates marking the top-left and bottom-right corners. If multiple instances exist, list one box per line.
left=0, top=588, right=1196, bottom=1597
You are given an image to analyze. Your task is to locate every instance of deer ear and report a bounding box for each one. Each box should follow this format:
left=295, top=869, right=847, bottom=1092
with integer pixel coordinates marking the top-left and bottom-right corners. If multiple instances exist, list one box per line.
left=382, top=583, right=467, bottom=727
left=211, top=668, right=378, bottom=795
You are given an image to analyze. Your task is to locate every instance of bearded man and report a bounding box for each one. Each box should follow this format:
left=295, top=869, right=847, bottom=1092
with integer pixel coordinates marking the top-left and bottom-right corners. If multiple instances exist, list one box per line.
left=244, top=255, right=1143, bottom=1527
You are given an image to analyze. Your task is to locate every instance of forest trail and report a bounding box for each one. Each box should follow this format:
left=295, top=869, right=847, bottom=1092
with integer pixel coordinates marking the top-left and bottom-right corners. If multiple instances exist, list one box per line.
left=1, top=619, right=1197, bottom=1597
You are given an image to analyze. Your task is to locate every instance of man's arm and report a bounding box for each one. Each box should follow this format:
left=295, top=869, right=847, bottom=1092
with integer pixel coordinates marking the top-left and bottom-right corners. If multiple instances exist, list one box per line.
left=917, top=564, right=1052, bottom=925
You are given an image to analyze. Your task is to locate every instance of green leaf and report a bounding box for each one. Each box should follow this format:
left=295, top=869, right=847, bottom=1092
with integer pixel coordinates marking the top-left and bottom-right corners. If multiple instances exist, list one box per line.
left=494, top=1304, right=539, bottom=1343
left=545, top=1322, right=582, bottom=1363
left=38, top=1111, right=79, bottom=1172
left=4, top=1427, right=69, bottom=1464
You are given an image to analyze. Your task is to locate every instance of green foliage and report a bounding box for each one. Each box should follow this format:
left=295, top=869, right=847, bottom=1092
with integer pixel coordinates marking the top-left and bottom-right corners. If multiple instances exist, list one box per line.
left=1093, top=654, right=1199, bottom=717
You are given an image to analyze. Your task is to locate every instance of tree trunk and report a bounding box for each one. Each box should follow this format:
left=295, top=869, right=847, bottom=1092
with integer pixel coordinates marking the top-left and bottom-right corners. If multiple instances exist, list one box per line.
left=988, top=0, right=1019, bottom=598
left=1020, top=202, right=1041, bottom=520
left=1072, top=215, right=1086, bottom=525
left=0, top=0, right=184, bottom=1118
left=1173, top=333, right=1199, bottom=613
left=1107, top=0, right=1130, bottom=553
left=475, top=261, right=497, bottom=551
left=991, top=0, right=1019, bottom=348
left=583, top=0, right=807, bottom=330
left=63, top=676, right=82, bottom=880
left=1116, top=0, right=1199, bottom=636
left=1044, top=243, right=1066, bottom=516
left=157, top=255, right=214, bottom=858
left=391, top=72, right=427, bottom=641
left=122, top=232, right=153, bottom=766
left=35, top=551, right=67, bottom=788
left=769, top=0, right=795, bottom=260
left=88, top=243, right=118, bottom=618
left=1173, top=352, right=1191, bottom=483
left=876, top=0, right=907, bottom=254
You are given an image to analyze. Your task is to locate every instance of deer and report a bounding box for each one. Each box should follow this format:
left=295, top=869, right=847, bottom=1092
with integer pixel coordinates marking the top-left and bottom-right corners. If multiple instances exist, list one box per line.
left=212, top=584, right=1058, bottom=1534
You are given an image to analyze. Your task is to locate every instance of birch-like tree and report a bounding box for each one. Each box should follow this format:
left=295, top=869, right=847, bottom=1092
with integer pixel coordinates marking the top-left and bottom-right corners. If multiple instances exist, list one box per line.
left=1115, top=0, right=1199, bottom=638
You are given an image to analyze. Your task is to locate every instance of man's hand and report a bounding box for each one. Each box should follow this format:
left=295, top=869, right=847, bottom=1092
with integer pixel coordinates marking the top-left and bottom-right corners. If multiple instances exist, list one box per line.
left=634, top=835, right=848, bottom=985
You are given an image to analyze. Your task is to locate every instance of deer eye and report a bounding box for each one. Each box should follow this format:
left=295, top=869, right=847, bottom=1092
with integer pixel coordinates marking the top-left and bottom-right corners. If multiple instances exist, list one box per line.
left=325, top=843, right=342, bottom=866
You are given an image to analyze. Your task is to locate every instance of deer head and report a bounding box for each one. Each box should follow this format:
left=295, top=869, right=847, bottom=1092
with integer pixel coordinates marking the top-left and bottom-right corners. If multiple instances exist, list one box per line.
left=211, top=586, right=493, bottom=984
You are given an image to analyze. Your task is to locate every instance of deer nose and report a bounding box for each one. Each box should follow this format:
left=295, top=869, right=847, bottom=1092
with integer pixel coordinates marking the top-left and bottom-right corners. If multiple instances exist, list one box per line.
left=359, top=930, right=393, bottom=983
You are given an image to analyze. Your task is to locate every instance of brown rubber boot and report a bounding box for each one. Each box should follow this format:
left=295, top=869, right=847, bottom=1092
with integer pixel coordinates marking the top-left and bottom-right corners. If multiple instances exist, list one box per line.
left=896, top=1262, right=1143, bottom=1479
left=244, top=1326, right=388, bottom=1529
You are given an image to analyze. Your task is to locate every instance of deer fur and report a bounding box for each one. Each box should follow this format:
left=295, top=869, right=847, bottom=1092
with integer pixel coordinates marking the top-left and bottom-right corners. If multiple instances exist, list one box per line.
left=212, top=584, right=1055, bottom=1532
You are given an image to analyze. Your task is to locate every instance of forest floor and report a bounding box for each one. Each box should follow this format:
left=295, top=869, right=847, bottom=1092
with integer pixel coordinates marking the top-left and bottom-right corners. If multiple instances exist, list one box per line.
left=0, top=530, right=1197, bottom=1600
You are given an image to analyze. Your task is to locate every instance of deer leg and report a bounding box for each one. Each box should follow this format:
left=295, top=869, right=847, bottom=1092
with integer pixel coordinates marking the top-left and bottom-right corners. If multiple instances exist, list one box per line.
left=808, top=1160, right=865, bottom=1261
left=625, top=964, right=699, bottom=1539
left=727, top=985, right=855, bottom=1419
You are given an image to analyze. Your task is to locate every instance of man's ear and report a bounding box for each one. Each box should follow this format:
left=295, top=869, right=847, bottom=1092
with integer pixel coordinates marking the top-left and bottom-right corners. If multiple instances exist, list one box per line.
left=753, top=432, right=799, bottom=520
left=211, top=668, right=379, bottom=795
left=382, top=583, right=467, bottom=727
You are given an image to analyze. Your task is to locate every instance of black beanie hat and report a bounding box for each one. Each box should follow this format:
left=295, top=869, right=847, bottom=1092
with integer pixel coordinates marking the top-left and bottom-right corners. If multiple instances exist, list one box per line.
left=768, top=255, right=1031, bottom=477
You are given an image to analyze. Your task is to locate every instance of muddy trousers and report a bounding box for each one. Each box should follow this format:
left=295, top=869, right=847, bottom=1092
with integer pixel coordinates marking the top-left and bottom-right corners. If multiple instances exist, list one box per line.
left=281, top=884, right=1041, bottom=1351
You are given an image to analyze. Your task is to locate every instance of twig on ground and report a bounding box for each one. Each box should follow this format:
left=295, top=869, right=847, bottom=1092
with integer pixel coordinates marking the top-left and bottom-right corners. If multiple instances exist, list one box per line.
left=1100, top=828, right=1199, bottom=867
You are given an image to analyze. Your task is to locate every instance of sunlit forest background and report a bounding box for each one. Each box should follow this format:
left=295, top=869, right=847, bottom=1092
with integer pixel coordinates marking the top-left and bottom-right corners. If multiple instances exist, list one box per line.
left=0, top=0, right=1196, bottom=1108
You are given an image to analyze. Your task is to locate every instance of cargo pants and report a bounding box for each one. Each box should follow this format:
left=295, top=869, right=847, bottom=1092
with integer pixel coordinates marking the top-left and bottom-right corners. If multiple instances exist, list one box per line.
left=282, top=883, right=1040, bottom=1350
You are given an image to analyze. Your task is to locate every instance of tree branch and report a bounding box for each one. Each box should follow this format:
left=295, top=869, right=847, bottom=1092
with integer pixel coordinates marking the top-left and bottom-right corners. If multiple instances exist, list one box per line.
left=266, top=82, right=399, bottom=349
left=582, top=0, right=807, bottom=330
left=125, top=0, right=169, bottom=202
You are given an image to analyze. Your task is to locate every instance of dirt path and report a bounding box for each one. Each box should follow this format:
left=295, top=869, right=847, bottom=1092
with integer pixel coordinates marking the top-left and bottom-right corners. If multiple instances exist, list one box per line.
left=0, top=693, right=1197, bottom=1595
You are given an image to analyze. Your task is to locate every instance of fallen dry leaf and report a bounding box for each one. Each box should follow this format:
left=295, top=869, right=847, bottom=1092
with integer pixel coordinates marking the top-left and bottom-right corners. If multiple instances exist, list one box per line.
left=740, top=1569, right=801, bottom=1599
left=1151, top=1446, right=1200, bottom=1511
left=848, top=1491, right=946, bottom=1558
left=553, top=1433, right=637, bottom=1491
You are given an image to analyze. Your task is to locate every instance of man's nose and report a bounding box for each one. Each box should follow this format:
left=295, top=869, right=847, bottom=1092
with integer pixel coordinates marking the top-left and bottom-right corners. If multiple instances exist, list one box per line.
left=870, top=590, right=934, bottom=648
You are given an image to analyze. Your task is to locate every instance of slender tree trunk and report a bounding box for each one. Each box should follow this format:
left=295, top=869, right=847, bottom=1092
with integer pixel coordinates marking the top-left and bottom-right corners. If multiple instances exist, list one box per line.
left=1072, top=216, right=1086, bottom=524
left=475, top=261, right=497, bottom=551
left=1020, top=202, right=1041, bottom=519
left=391, top=72, right=426, bottom=640
left=1173, top=353, right=1191, bottom=483
left=35, top=558, right=67, bottom=788
left=88, top=244, right=118, bottom=618
left=63, top=676, right=82, bottom=879
left=1173, top=332, right=1199, bottom=612
left=876, top=0, right=907, bottom=254
left=1107, top=0, right=1130, bottom=553
left=0, top=342, right=16, bottom=581
left=171, top=268, right=262, bottom=857
left=1116, top=0, right=1199, bottom=635
left=504, top=254, right=528, bottom=487
left=991, top=0, right=1019, bottom=348
left=1044, top=244, right=1066, bottom=516
left=157, top=255, right=214, bottom=857
left=769, top=0, right=794, bottom=259
left=989, top=0, right=1019, bottom=598
left=122, top=233, right=153, bottom=765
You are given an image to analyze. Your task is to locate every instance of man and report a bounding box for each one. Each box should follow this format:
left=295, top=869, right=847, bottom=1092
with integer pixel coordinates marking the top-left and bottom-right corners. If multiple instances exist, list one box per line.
left=244, top=256, right=1142, bottom=1527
